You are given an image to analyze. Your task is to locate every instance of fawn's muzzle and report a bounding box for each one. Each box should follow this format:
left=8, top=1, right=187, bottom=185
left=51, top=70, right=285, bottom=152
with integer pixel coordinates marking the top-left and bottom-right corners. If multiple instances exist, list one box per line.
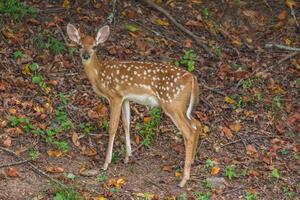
left=82, top=52, right=90, bottom=60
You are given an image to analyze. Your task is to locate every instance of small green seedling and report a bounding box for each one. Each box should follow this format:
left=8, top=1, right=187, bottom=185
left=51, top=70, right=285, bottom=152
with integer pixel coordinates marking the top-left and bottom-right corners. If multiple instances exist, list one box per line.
left=68, top=47, right=77, bottom=57
left=273, top=96, right=283, bottom=110
left=244, top=191, right=256, bottom=200
left=12, top=50, right=23, bottom=60
left=53, top=187, right=83, bottom=200
left=0, top=0, right=37, bottom=21
left=242, top=79, right=252, bottom=90
left=202, top=8, right=209, bottom=18
left=29, top=62, right=39, bottom=71
left=53, top=141, right=69, bottom=153
left=48, top=36, right=65, bottom=55
left=215, top=47, right=221, bottom=57
left=79, top=122, right=95, bottom=135
left=271, top=168, right=280, bottom=179
left=64, top=172, right=76, bottom=180
left=28, top=148, right=38, bottom=160
left=205, top=158, right=214, bottom=168
left=202, top=178, right=212, bottom=189
left=175, top=50, right=197, bottom=72
left=96, top=172, right=108, bottom=182
left=282, top=186, right=296, bottom=199
left=224, top=165, right=237, bottom=180
left=34, top=33, right=46, bottom=50
left=194, top=191, right=211, bottom=200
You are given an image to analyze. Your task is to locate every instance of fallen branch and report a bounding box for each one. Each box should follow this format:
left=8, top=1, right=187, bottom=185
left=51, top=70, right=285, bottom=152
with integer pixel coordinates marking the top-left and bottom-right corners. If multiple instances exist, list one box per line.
left=142, top=0, right=214, bottom=58
left=265, top=43, right=300, bottom=51
left=0, top=159, right=31, bottom=168
left=0, top=146, right=66, bottom=188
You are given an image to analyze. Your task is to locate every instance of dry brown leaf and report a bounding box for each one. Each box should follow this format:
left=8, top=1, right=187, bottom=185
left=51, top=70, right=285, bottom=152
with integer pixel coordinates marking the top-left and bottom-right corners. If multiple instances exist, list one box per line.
left=82, top=148, right=97, bottom=156
left=183, top=38, right=193, bottom=48
left=163, top=165, right=172, bottom=172
left=285, top=0, right=296, bottom=8
left=277, top=10, right=288, bottom=20
left=211, top=166, right=220, bottom=175
left=222, top=126, right=233, bottom=139
left=229, top=123, right=242, bottom=132
left=47, top=149, right=63, bottom=157
left=246, top=144, right=258, bottom=155
left=46, top=166, right=64, bottom=173
left=247, top=170, right=260, bottom=177
left=7, top=167, right=19, bottom=177
left=72, top=132, right=80, bottom=147
left=3, top=136, right=12, bottom=147
left=0, top=82, right=6, bottom=91
left=88, top=110, right=99, bottom=119
left=135, top=135, right=140, bottom=145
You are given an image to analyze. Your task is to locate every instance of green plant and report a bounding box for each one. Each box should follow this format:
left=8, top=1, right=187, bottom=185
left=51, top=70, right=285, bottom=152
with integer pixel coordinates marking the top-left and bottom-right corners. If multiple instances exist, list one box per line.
left=282, top=186, right=296, bottom=199
left=8, top=116, right=29, bottom=127
left=34, top=33, right=46, bottom=50
left=202, top=179, right=212, bottom=189
left=111, top=152, right=117, bottom=164
left=102, top=119, right=108, bottom=131
left=79, top=122, right=95, bottom=135
left=28, top=147, right=38, bottom=160
left=242, top=79, right=252, bottom=90
left=53, top=141, right=69, bottom=152
left=175, top=50, right=197, bottom=72
left=64, top=172, right=76, bottom=180
left=0, top=0, right=37, bottom=21
left=273, top=96, right=283, bottom=110
left=215, top=47, right=221, bottom=57
left=137, top=108, right=161, bottom=147
left=244, top=192, right=256, bottom=200
left=96, top=172, right=108, bottom=182
left=48, top=36, right=65, bottom=55
left=53, top=188, right=83, bottom=200
left=178, top=194, right=187, bottom=200
left=68, top=47, right=77, bottom=57
left=271, top=168, right=280, bottom=179
left=205, top=158, right=214, bottom=168
left=224, top=165, right=237, bottom=180
left=30, top=62, right=50, bottom=93
left=12, top=50, right=23, bottom=60
left=194, top=191, right=211, bottom=200
left=202, top=8, right=209, bottom=18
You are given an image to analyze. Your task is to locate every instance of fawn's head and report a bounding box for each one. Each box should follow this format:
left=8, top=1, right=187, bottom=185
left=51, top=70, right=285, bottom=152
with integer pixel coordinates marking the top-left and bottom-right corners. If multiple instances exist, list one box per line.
left=67, top=23, right=110, bottom=63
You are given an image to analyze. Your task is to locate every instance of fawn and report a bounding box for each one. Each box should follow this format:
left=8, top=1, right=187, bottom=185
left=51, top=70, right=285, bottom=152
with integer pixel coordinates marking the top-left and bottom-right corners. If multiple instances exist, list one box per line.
left=67, top=23, right=204, bottom=187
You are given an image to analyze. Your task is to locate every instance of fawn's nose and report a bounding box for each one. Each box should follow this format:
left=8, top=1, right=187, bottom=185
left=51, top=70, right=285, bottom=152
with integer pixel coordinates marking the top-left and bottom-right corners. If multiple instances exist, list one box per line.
left=82, top=52, right=90, bottom=60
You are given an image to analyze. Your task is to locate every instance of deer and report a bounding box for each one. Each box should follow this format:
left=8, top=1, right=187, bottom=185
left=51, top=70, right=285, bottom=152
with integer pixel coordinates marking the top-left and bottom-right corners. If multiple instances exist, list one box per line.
left=66, top=23, right=205, bottom=187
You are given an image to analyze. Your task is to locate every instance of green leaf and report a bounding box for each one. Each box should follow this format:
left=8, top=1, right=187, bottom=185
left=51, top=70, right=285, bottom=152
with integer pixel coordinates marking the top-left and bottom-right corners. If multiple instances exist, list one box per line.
left=126, top=24, right=139, bottom=32
left=29, top=62, right=39, bottom=71
left=13, top=50, right=23, bottom=60
left=32, top=75, right=43, bottom=84
left=271, top=168, right=280, bottom=179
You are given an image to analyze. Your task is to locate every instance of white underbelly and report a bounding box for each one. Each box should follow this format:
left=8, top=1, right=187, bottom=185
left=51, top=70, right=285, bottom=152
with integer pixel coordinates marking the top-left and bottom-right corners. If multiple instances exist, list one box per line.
left=124, top=94, right=159, bottom=108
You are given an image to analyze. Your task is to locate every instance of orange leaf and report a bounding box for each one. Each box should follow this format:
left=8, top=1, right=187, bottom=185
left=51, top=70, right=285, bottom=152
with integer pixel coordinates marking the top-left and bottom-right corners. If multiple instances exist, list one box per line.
left=175, top=171, right=182, bottom=177
left=7, top=167, right=19, bottom=177
left=285, top=0, right=296, bottom=8
left=222, top=126, right=233, bottom=139
left=46, top=166, right=64, bottom=173
left=88, top=110, right=99, bottom=119
left=3, top=136, right=12, bottom=147
left=135, top=135, right=140, bottom=145
left=143, top=117, right=151, bottom=123
left=246, top=144, right=258, bottom=155
left=82, top=148, right=97, bottom=156
left=229, top=123, right=242, bottom=132
left=211, top=166, right=220, bottom=175
left=277, top=10, right=288, bottom=20
left=47, top=149, right=63, bottom=157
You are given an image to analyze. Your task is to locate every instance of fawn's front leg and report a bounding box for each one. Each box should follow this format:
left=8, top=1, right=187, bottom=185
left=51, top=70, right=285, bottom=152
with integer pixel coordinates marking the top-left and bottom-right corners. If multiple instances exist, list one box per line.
left=102, top=98, right=122, bottom=170
left=121, top=100, right=132, bottom=163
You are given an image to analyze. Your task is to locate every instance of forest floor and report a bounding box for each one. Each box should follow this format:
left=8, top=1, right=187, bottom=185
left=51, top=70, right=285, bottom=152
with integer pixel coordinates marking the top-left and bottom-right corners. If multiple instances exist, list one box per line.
left=0, top=0, right=299, bottom=199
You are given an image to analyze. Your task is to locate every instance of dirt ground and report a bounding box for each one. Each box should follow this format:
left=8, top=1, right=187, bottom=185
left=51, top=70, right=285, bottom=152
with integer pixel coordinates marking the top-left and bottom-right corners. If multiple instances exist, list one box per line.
left=0, top=0, right=299, bottom=199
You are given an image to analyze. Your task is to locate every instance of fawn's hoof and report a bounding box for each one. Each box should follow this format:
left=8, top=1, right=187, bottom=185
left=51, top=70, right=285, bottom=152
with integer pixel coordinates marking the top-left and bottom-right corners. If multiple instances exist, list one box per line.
left=178, top=178, right=187, bottom=188
left=102, top=163, right=109, bottom=170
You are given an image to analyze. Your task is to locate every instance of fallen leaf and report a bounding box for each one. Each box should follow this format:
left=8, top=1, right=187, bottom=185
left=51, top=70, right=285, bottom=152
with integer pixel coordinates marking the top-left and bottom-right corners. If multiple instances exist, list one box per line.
left=277, top=10, right=288, bottom=20
left=96, top=196, right=107, bottom=200
left=47, top=149, right=63, bottom=157
left=229, top=122, right=242, bottom=132
left=126, top=24, right=139, bottom=33
left=155, top=18, right=169, bottom=26
left=107, top=178, right=126, bottom=189
left=224, top=96, right=236, bottom=104
left=143, top=117, right=151, bottom=123
left=46, top=166, right=64, bottom=173
left=62, top=0, right=70, bottom=8
left=72, top=132, right=80, bottom=147
left=211, top=166, right=220, bottom=175
left=8, top=108, right=16, bottom=114
left=246, top=144, right=258, bottom=155
left=175, top=171, right=182, bottom=177
left=0, top=82, right=6, bottom=91
left=82, top=148, right=97, bottom=156
left=7, top=167, right=19, bottom=177
left=285, top=0, right=296, bottom=8
left=247, top=170, right=260, bottom=177
left=22, top=63, right=31, bottom=75
left=222, top=126, right=233, bottom=139
left=88, top=110, right=99, bottom=119
left=3, top=136, right=12, bottom=147
left=183, top=39, right=193, bottom=48
left=163, top=165, right=172, bottom=172
left=80, top=169, right=99, bottom=177
left=135, top=135, right=140, bottom=145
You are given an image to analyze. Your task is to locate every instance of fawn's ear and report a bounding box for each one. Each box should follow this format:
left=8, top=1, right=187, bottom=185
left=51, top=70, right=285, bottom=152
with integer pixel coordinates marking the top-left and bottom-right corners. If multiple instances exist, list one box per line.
left=95, top=25, right=110, bottom=45
left=67, top=23, right=81, bottom=45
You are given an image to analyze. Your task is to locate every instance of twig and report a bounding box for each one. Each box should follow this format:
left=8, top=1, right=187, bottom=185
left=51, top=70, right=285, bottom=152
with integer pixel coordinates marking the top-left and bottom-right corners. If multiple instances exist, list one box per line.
left=201, top=82, right=226, bottom=96
left=265, top=43, right=300, bottom=51
left=0, top=146, right=66, bottom=188
left=142, top=0, right=214, bottom=58
left=0, top=159, right=31, bottom=168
